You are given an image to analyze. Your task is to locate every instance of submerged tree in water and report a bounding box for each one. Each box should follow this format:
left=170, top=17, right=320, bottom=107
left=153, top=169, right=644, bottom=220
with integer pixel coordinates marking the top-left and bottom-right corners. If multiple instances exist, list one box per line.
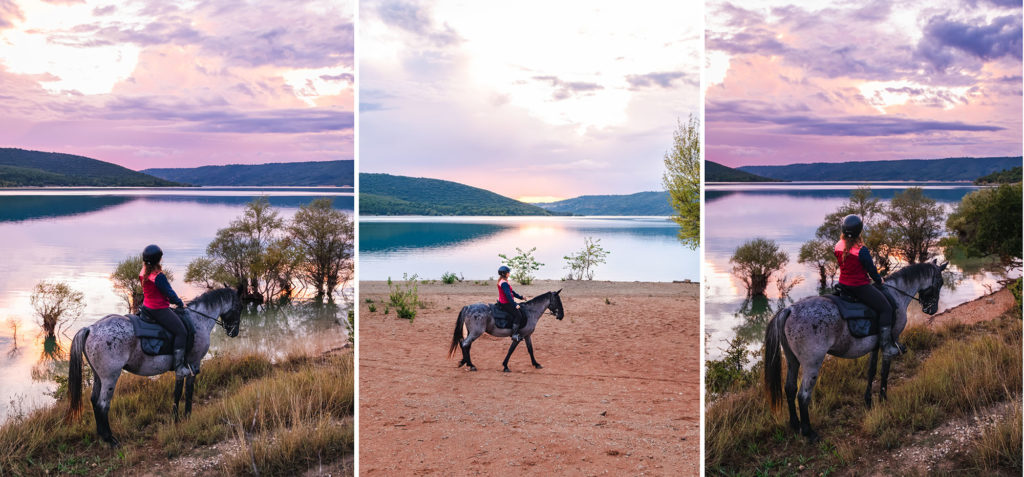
left=798, top=239, right=837, bottom=291
left=663, top=115, right=700, bottom=250
left=886, top=187, right=944, bottom=264
left=30, top=281, right=84, bottom=339
left=289, top=198, right=354, bottom=302
left=730, top=238, right=788, bottom=296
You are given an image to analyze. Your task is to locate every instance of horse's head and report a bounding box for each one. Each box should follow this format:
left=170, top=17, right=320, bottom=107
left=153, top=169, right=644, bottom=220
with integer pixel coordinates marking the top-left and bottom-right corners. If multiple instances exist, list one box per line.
left=918, top=261, right=948, bottom=315
left=547, top=289, right=564, bottom=320
left=220, top=287, right=243, bottom=337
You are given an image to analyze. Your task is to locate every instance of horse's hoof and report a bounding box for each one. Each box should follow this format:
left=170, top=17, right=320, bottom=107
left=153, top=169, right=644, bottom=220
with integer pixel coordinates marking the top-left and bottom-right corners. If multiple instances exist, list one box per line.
left=503, top=367, right=511, bottom=373
left=469, top=366, right=477, bottom=372
left=803, top=430, right=820, bottom=444
left=458, top=361, right=465, bottom=368
left=533, top=364, right=543, bottom=369
left=104, top=436, right=120, bottom=448
left=789, top=419, right=800, bottom=431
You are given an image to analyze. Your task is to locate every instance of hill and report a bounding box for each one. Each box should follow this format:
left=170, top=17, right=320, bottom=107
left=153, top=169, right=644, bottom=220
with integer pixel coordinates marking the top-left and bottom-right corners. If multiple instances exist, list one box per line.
left=975, top=166, right=1022, bottom=184
left=737, top=156, right=1021, bottom=181
left=0, top=148, right=181, bottom=187
left=536, top=191, right=673, bottom=215
left=143, top=160, right=353, bottom=186
left=360, top=173, right=556, bottom=216
left=705, top=160, right=781, bottom=182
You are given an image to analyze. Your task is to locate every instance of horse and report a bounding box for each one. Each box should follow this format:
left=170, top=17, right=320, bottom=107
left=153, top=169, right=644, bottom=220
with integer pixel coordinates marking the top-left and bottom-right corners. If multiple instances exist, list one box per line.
left=764, top=261, right=947, bottom=442
left=448, top=290, right=564, bottom=372
left=65, top=287, right=243, bottom=447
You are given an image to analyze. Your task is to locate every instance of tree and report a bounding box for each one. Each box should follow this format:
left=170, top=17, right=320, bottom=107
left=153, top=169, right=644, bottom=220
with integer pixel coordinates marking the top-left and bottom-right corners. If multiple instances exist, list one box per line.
left=798, top=239, right=837, bottom=291
left=498, top=247, right=544, bottom=285
left=663, top=115, right=700, bottom=250
left=184, top=256, right=236, bottom=290
left=730, top=238, right=789, bottom=296
left=813, top=187, right=898, bottom=276
left=31, top=281, right=84, bottom=339
left=563, top=237, right=610, bottom=280
left=110, top=256, right=175, bottom=313
left=288, top=198, right=354, bottom=302
left=946, top=183, right=1022, bottom=263
left=886, top=187, right=944, bottom=263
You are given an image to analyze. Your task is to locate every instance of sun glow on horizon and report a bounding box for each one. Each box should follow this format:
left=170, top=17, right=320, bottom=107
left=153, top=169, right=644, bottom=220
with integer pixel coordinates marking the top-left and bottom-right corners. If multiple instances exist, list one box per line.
left=518, top=196, right=565, bottom=204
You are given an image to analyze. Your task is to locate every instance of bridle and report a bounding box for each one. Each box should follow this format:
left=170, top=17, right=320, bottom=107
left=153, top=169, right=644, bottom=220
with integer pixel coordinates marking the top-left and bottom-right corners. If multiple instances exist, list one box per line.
left=186, top=306, right=234, bottom=330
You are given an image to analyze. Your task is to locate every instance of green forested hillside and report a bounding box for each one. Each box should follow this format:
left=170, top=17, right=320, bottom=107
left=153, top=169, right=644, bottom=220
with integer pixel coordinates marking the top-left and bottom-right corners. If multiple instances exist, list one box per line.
left=144, top=160, right=353, bottom=186
left=0, top=148, right=181, bottom=187
left=536, top=191, right=673, bottom=215
left=360, top=173, right=556, bottom=216
left=705, top=161, right=781, bottom=182
left=975, top=166, right=1022, bottom=184
left=737, top=156, right=1021, bottom=181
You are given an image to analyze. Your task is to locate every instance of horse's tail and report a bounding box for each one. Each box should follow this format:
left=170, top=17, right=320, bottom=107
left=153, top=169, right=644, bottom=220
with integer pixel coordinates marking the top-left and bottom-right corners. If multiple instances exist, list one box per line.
left=65, top=327, right=89, bottom=423
left=763, top=307, right=790, bottom=413
left=448, top=307, right=466, bottom=359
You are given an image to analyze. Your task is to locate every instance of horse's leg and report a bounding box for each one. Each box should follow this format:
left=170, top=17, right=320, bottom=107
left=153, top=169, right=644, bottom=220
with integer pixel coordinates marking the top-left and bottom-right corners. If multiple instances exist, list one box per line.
left=783, top=351, right=800, bottom=432
left=501, top=340, right=520, bottom=373
left=524, top=336, right=542, bottom=369
left=461, top=330, right=483, bottom=372
left=879, top=357, right=892, bottom=402
left=92, top=371, right=121, bottom=447
left=797, top=358, right=823, bottom=443
left=864, top=348, right=879, bottom=409
left=172, top=376, right=184, bottom=423
left=184, top=374, right=196, bottom=418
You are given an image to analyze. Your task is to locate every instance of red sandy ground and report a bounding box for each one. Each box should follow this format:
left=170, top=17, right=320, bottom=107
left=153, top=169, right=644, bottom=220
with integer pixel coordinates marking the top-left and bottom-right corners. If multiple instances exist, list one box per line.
left=358, top=280, right=700, bottom=476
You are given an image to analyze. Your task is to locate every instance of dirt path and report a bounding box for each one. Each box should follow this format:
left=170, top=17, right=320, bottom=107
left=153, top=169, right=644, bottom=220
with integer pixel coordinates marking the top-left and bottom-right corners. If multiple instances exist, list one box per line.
left=918, top=286, right=1017, bottom=327
left=358, top=280, right=700, bottom=476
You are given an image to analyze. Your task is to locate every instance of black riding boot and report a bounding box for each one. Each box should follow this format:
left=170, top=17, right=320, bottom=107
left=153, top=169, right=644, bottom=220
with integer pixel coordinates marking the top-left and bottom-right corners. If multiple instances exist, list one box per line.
left=879, top=326, right=903, bottom=358
left=172, top=348, right=192, bottom=375
left=510, top=322, right=522, bottom=342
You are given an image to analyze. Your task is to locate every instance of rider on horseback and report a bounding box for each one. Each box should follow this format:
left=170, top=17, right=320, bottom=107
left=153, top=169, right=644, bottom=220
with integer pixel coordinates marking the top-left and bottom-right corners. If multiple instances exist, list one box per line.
left=140, top=244, right=190, bottom=373
left=834, top=215, right=903, bottom=358
left=497, top=265, right=527, bottom=342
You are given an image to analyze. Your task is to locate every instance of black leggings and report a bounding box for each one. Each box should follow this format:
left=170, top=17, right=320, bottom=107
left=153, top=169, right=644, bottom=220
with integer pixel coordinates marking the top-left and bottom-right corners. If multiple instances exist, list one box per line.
left=847, top=284, right=894, bottom=327
left=146, top=307, right=186, bottom=349
left=499, top=303, right=526, bottom=328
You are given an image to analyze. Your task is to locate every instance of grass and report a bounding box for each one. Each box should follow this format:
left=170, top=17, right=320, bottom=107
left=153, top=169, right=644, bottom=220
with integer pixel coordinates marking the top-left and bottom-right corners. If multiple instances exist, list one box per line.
left=707, top=308, right=1022, bottom=475
left=0, top=351, right=353, bottom=476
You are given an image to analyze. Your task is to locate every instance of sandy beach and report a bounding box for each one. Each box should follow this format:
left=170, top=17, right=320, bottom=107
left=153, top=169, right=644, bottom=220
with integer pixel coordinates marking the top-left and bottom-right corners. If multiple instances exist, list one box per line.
left=358, top=279, right=700, bottom=475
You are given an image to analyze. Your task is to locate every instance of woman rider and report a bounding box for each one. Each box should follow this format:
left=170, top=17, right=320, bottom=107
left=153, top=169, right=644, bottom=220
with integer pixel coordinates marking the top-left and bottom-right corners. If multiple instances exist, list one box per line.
left=497, top=266, right=527, bottom=341
left=140, top=244, right=190, bottom=373
left=834, top=215, right=902, bottom=358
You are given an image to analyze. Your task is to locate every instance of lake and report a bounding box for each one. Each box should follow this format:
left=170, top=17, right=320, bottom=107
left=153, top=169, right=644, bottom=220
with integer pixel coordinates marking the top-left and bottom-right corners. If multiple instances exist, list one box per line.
left=359, top=216, right=700, bottom=282
left=705, top=182, right=1019, bottom=361
left=0, top=188, right=353, bottom=422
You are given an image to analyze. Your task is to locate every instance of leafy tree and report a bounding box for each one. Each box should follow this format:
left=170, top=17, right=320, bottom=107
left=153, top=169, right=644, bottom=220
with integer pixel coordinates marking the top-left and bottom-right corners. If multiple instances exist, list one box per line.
left=31, top=281, right=84, bottom=338
left=662, top=115, right=700, bottom=250
left=886, top=187, right=944, bottom=263
left=184, top=256, right=236, bottom=290
left=813, top=187, right=898, bottom=275
left=288, top=198, right=354, bottom=302
left=946, top=183, right=1022, bottom=263
left=110, top=256, right=175, bottom=313
left=563, top=237, right=610, bottom=280
left=498, top=247, right=544, bottom=285
left=730, top=238, right=788, bottom=296
left=798, top=239, right=837, bottom=291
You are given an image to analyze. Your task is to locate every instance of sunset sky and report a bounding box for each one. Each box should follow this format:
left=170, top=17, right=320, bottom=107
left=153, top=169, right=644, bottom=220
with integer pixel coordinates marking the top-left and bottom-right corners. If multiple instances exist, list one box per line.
left=0, top=0, right=353, bottom=170
left=359, top=0, right=701, bottom=202
left=706, top=0, right=1022, bottom=167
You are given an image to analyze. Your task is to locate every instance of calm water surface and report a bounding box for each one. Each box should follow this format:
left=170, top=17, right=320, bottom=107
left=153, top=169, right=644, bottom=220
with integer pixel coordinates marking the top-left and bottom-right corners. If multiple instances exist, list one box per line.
left=359, top=216, right=700, bottom=282
left=705, top=182, right=1018, bottom=361
left=0, top=188, right=352, bottom=422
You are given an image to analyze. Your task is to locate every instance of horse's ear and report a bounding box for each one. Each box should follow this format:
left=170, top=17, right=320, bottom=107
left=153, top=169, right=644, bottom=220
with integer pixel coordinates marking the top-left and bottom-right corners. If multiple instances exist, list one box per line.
left=938, top=261, right=948, bottom=271
left=556, top=288, right=562, bottom=294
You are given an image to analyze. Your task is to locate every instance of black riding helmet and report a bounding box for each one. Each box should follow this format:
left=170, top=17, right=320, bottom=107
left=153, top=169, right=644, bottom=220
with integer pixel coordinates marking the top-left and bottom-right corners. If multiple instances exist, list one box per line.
left=498, top=265, right=510, bottom=275
left=142, top=244, right=163, bottom=265
left=841, top=215, right=863, bottom=239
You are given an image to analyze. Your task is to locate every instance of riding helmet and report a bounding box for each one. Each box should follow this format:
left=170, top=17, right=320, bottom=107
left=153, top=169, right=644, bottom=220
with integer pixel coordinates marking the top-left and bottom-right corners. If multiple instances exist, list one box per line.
left=498, top=265, right=511, bottom=275
left=142, top=244, right=163, bottom=265
left=841, top=215, right=863, bottom=239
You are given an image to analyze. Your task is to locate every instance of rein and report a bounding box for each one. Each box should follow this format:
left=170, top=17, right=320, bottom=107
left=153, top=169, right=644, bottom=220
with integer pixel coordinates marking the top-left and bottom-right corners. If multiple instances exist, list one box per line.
left=186, top=306, right=228, bottom=328
left=884, top=283, right=921, bottom=303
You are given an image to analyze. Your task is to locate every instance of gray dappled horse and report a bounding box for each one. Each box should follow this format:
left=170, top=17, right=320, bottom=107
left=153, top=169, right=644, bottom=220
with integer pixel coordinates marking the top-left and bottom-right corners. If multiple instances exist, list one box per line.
left=448, top=290, right=564, bottom=372
left=764, top=261, right=947, bottom=442
left=65, top=287, right=242, bottom=447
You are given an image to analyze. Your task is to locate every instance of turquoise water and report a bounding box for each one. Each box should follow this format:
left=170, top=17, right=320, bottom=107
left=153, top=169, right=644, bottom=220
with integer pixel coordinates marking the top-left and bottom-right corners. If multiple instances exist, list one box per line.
left=0, top=188, right=352, bottom=422
left=705, top=182, right=1017, bottom=361
left=359, top=216, right=700, bottom=282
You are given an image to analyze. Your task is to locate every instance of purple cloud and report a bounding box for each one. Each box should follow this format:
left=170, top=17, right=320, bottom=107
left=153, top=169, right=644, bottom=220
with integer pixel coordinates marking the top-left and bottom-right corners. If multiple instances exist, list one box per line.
left=626, top=71, right=691, bottom=88
left=917, top=14, right=1023, bottom=71
left=374, top=1, right=460, bottom=46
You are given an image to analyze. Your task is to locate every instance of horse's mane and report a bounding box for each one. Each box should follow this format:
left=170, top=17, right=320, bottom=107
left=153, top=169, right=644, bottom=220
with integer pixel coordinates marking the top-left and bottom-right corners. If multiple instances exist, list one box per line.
left=188, top=287, right=236, bottom=308
left=886, top=262, right=937, bottom=284
left=524, top=291, right=553, bottom=304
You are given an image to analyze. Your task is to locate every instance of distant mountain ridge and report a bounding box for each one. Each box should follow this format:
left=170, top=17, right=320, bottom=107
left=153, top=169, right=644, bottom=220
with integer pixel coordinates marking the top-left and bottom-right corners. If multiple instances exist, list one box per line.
left=705, top=161, right=781, bottom=182
left=0, top=148, right=180, bottom=187
left=536, top=191, right=673, bottom=215
left=737, top=156, right=1021, bottom=181
left=360, top=173, right=557, bottom=216
left=144, top=160, right=353, bottom=186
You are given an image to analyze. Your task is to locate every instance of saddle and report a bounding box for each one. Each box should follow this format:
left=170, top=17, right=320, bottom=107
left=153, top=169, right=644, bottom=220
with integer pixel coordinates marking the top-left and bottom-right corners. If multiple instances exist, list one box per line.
left=489, top=303, right=514, bottom=329
left=826, top=285, right=897, bottom=338
left=127, top=308, right=196, bottom=356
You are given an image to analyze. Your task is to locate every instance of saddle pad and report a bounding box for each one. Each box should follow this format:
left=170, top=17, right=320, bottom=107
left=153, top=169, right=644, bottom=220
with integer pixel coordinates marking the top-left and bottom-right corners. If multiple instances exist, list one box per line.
left=489, top=303, right=513, bottom=329
left=128, top=310, right=197, bottom=356
left=824, top=295, right=878, bottom=339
